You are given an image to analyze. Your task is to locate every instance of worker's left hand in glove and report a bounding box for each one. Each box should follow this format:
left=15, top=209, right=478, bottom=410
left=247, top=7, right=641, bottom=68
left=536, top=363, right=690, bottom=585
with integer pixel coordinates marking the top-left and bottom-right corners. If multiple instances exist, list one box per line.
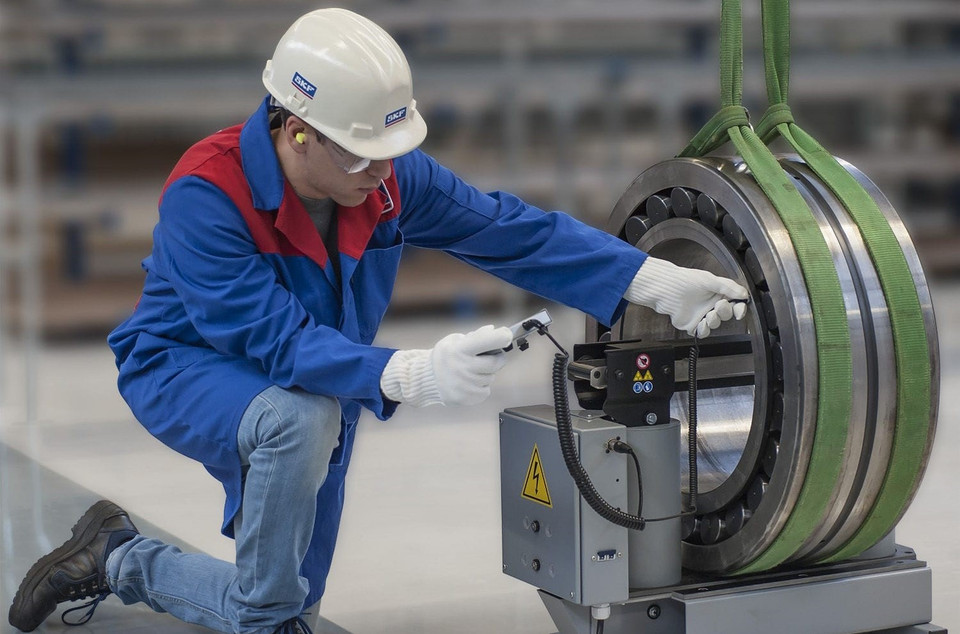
left=624, top=257, right=750, bottom=338
left=379, top=325, right=515, bottom=408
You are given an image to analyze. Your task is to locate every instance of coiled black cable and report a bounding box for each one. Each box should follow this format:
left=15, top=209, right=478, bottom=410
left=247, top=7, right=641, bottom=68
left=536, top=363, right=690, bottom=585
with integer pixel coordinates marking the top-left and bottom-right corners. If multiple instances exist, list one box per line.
left=552, top=351, right=648, bottom=530
left=532, top=319, right=698, bottom=531
left=688, top=338, right=700, bottom=511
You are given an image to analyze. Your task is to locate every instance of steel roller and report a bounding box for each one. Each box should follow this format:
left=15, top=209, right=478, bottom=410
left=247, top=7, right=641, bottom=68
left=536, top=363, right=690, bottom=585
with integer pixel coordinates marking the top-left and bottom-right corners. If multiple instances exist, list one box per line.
left=587, top=155, right=939, bottom=573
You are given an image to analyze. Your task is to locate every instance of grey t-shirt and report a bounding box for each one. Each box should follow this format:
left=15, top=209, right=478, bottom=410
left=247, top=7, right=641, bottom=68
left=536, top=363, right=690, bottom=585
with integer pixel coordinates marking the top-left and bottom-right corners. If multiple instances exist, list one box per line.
left=299, top=195, right=340, bottom=282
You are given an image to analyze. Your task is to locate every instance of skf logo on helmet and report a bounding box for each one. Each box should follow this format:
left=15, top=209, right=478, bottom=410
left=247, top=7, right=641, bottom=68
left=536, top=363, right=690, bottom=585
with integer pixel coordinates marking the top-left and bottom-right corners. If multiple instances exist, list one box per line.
left=291, top=72, right=317, bottom=99
left=385, top=107, right=407, bottom=127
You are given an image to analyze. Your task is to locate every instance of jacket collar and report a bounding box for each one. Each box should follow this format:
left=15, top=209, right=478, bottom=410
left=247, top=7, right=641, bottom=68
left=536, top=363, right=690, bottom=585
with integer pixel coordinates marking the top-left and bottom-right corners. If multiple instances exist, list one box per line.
left=239, top=96, right=286, bottom=211
left=237, top=96, right=397, bottom=271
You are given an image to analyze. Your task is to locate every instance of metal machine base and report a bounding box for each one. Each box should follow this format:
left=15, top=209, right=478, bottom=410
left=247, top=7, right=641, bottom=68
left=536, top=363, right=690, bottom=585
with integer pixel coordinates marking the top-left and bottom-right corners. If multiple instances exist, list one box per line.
left=539, top=546, right=946, bottom=634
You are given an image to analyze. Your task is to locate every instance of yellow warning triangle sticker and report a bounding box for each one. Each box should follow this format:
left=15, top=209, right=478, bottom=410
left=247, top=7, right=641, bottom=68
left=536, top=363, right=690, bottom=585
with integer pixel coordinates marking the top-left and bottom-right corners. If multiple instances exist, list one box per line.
left=521, top=444, right=552, bottom=507
left=633, top=370, right=653, bottom=381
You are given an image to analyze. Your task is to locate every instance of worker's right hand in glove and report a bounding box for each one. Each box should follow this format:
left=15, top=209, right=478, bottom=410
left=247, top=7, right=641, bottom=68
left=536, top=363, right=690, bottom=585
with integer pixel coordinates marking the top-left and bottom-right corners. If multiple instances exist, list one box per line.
left=624, top=257, right=750, bottom=338
left=380, top=324, right=515, bottom=408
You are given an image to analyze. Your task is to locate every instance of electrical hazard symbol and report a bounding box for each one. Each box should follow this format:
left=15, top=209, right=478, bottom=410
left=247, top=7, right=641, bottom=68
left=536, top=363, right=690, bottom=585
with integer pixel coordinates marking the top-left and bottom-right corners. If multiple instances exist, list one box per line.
left=521, top=444, right=553, bottom=507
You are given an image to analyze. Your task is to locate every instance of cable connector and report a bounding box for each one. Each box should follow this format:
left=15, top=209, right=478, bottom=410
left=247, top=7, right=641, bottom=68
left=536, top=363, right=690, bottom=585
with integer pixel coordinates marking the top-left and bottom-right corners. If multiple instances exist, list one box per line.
left=608, top=439, right=634, bottom=455
left=591, top=603, right=611, bottom=621
left=523, top=317, right=567, bottom=355
left=522, top=318, right=544, bottom=332
left=603, top=438, right=645, bottom=528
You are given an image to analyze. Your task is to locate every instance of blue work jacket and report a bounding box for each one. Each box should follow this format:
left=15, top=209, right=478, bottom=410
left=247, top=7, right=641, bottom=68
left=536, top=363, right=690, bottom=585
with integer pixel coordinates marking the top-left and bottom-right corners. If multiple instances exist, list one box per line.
left=108, top=96, right=648, bottom=606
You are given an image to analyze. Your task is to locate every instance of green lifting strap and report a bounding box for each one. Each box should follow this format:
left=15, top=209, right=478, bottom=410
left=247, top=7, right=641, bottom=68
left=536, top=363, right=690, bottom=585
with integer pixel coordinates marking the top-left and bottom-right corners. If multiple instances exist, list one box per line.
left=679, top=0, right=853, bottom=574
left=678, top=105, right=750, bottom=158
left=757, top=0, right=933, bottom=564
left=755, top=103, right=794, bottom=144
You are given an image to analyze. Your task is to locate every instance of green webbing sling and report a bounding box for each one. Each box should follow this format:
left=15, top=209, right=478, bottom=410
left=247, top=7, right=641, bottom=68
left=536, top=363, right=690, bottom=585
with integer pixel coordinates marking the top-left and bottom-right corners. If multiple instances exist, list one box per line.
left=756, top=0, right=933, bottom=564
left=679, top=0, right=853, bottom=573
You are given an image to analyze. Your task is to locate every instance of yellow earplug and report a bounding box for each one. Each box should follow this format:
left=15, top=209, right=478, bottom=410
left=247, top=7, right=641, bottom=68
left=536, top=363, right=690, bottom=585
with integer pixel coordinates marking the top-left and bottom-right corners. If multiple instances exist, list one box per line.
left=295, top=132, right=306, bottom=144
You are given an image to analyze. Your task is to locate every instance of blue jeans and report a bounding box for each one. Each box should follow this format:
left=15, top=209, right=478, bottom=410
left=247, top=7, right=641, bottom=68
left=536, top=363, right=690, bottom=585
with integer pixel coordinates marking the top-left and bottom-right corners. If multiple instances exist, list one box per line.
left=106, top=386, right=342, bottom=633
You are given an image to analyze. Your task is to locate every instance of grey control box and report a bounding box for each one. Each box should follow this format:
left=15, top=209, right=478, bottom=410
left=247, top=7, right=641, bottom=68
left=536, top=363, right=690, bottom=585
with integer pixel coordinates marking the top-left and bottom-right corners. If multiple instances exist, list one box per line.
left=499, top=405, right=629, bottom=606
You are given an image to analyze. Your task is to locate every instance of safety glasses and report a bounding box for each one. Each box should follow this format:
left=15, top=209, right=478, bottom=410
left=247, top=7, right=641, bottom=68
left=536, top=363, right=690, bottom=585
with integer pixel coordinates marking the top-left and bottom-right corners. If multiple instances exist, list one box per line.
left=321, top=137, right=372, bottom=174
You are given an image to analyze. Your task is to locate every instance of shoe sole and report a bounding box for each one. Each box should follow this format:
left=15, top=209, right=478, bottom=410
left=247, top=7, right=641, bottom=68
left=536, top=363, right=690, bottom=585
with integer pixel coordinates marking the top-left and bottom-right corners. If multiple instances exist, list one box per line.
left=8, top=500, right=128, bottom=632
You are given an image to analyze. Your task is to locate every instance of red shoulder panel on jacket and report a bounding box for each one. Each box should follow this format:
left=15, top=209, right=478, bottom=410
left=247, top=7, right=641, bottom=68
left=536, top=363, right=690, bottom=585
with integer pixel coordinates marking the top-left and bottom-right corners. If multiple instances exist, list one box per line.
left=159, top=129, right=406, bottom=266
left=160, top=125, right=305, bottom=261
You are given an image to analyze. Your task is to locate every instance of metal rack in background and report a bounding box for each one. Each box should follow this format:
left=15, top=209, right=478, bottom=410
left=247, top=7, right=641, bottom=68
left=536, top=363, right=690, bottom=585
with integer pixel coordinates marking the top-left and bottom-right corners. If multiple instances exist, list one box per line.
left=1, top=0, right=959, bottom=424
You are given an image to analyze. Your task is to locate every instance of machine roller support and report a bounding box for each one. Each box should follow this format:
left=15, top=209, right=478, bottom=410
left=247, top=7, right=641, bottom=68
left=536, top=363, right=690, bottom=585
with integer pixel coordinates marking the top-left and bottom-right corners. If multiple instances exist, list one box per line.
left=499, top=155, right=943, bottom=633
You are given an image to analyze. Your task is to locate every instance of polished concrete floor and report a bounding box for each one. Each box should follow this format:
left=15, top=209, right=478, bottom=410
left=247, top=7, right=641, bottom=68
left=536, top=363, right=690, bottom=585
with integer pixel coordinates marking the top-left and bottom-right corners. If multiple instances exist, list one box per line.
left=0, top=293, right=957, bottom=633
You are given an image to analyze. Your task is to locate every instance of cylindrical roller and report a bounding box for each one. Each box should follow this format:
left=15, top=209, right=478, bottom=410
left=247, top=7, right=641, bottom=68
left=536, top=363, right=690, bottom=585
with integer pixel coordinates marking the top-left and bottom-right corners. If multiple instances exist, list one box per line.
left=587, top=156, right=938, bottom=575
left=625, top=215, right=652, bottom=245
left=724, top=503, right=752, bottom=534
left=697, top=192, right=724, bottom=228
left=645, top=194, right=673, bottom=225
left=672, top=187, right=698, bottom=218
left=744, top=248, right=765, bottom=287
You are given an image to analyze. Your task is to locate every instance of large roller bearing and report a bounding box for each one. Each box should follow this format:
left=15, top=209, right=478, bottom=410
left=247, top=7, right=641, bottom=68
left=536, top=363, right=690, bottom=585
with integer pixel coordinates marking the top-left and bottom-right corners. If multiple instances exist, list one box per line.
left=588, top=156, right=939, bottom=573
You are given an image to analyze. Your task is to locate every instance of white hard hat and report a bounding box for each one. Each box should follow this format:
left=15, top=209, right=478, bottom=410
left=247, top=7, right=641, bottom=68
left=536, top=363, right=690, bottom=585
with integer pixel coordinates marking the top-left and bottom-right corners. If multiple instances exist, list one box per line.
left=262, top=8, right=427, bottom=161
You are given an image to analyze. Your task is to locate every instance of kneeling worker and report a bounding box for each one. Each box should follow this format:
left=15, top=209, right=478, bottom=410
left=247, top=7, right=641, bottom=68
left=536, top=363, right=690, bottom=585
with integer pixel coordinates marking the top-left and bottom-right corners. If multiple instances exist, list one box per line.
left=9, top=8, right=747, bottom=634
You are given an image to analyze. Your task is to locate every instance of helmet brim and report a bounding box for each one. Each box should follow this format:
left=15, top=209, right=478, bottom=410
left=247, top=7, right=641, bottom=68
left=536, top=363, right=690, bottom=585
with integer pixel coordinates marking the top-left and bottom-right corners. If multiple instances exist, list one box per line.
left=321, top=110, right=428, bottom=162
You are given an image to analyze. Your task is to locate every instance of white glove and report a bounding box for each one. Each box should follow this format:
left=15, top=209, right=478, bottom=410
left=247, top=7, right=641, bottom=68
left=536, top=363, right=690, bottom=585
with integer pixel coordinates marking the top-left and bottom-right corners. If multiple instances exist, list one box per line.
left=380, top=325, right=514, bottom=407
left=624, top=257, right=749, bottom=338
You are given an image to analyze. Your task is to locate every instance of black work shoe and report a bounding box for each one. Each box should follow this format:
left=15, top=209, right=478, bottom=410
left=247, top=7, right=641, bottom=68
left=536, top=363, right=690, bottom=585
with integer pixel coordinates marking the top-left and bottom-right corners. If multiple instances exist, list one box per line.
left=8, top=500, right=139, bottom=632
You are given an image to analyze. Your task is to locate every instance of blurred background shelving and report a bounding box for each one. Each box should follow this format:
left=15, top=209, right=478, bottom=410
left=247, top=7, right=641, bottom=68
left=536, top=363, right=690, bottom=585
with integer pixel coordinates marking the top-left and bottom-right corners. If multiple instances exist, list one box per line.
left=2, top=0, right=960, bottom=338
